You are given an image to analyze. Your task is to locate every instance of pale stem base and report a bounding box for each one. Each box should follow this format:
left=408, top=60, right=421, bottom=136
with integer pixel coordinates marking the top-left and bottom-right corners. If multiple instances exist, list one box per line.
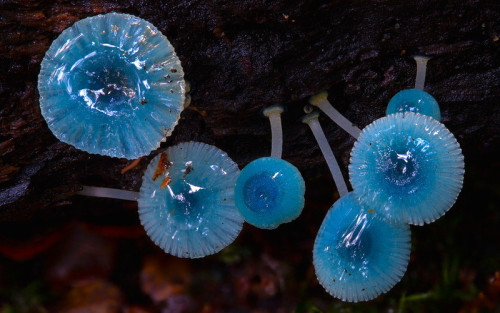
left=414, top=56, right=430, bottom=91
left=77, top=186, right=139, bottom=201
left=315, top=100, right=361, bottom=139
left=268, top=113, right=283, bottom=159
left=305, top=117, right=349, bottom=197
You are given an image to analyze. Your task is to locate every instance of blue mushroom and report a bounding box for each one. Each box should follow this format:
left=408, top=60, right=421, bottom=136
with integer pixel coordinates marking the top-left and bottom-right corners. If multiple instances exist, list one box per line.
left=302, top=106, right=410, bottom=302
left=234, top=157, right=305, bottom=229
left=138, top=142, right=243, bottom=258
left=234, top=105, right=306, bottom=229
left=38, top=13, right=186, bottom=159
left=386, top=56, right=441, bottom=121
left=349, top=112, right=465, bottom=225
left=313, top=192, right=411, bottom=303
left=386, top=89, right=441, bottom=121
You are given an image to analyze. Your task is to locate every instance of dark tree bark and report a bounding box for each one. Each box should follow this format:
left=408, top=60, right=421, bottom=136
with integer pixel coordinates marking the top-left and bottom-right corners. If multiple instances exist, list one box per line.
left=0, top=0, right=498, bottom=229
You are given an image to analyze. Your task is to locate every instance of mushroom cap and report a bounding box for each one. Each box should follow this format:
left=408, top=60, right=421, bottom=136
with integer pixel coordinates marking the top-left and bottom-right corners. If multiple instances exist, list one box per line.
left=138, top=142, right=243, bottom=258
left=386, top=89, right=441, bottom=121
left=313, top=192, right=411, bottom=302
left=38, top=13, right=186, bottom=159
left=349, top=112, right=464, bottom=225
left=234, top=157, right=305, bottom=229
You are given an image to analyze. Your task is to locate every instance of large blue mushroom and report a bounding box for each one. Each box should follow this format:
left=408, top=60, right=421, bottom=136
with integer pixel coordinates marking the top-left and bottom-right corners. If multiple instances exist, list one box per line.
left=38, top=13, right=186, bottom=159
left=349, top=112, right=465, bottom=225
left=138, top=142, right=243, bottom=258
left=313, top=193, right=411, bottom=302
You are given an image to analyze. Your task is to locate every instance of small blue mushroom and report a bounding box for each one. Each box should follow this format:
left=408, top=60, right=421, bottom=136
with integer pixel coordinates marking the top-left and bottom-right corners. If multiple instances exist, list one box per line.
left=234, top=105, right=306, bottom=229
left=349, top=112, right=465, bottom=225
left=313, top=192, right=411, bottom=303
left=386, top=56, right=441, bottom=121
left=138, top=142, right=243, bottom=258
left=38, top=13, right=186, bottom=159
left=234, top=157, right=305, bottom=229
left=386, top=89, right=441, bottom=121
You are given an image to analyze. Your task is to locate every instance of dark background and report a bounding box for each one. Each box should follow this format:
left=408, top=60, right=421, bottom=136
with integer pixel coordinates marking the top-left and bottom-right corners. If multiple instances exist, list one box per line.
left=0, top=0, right=499, bottom=312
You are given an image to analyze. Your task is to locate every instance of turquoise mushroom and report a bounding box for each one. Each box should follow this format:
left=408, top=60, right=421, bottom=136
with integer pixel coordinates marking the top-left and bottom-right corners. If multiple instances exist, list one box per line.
left=234, top=157, right=305, bottom=229
left=234, top=105, right=306, bottom=229
left=38, top=13, right=186, bottom=159
left=302, top=107, right=410, bottom=302
left=386, top=89, right=441, bottom=121
left=349, top=112, right=465, bottom=225
left=386, top=56, right=441, bottom=121
left=138, top=142, right=243, bottom=258
left=313, top=193, right=411, bottom=302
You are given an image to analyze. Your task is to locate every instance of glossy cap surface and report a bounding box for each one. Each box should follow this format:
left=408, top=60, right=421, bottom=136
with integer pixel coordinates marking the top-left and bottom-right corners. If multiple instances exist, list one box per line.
left=234, top=157, right=305, bottom=229
left=349, top=112, right=464, bottom=225
left=313, top=193, right=411, bottom=302
left=38, top=13, right=186, bottom=159
left=138, top=142, right=243, bottom=258
left=386, top=89, right=441, bottom=121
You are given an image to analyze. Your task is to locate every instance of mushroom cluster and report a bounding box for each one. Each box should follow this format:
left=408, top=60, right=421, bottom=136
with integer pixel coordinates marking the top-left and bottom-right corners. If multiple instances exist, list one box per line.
left=306, top=55, right=464, bottom=302
left=302, top=105, right=411, bottom=302
left=39, top=15, right=466, bottom=303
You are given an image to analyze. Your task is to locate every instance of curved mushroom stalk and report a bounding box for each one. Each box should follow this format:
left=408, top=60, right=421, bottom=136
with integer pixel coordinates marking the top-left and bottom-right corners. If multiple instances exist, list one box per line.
left=262, top=105, right=285, bottom=159
left=77, top=186, right=139, bottom=201
left=309, top=91, right=361, bottom=139
left=302, top=108, right=349, bottom=197
left=414, top=55, right=431, bottom=91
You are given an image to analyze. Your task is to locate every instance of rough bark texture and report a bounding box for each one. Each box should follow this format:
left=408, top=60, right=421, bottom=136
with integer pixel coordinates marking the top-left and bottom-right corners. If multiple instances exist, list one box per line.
left=1, top=0, right=499, bottom=221
left=0, top=0, right=499, bottom=311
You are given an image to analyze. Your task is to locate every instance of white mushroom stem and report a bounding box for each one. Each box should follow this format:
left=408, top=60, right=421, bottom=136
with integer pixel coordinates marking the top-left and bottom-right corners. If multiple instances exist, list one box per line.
left=262, top=105, right=285, bottom=159
left=414, top=55, right=431, bottom=91
left=77, top=186, right=139, bottom=201
left=309, top=91, right=361, bottom=139
left=302, top=111, right=349, bottom=197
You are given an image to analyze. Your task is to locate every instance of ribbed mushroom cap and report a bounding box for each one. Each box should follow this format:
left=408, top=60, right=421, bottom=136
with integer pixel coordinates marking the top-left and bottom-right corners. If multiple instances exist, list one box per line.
left=234, top=157, right=305, bottom=229
left=38, top=13, right=186, bottom=159
left=386, top=89, right=441, bottom=121
left=313, top=193, right=411, bottom=302
left=349, top=112, right=464, bottom=225
left=138, top=142, right=243, bottom=258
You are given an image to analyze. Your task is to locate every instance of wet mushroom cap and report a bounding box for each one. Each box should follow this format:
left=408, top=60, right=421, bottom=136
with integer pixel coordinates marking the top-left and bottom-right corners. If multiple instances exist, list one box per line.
left=349, top=112, right=464, bottom=225
left=138, top=142, right=243, bottom=258
left=38, top=13, right=186, bottom=159
left=313, top=192, right=411, bottom=303
left=234, top=157, right=305, bottom=229
left=386, top=89, right=441, bottom=121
